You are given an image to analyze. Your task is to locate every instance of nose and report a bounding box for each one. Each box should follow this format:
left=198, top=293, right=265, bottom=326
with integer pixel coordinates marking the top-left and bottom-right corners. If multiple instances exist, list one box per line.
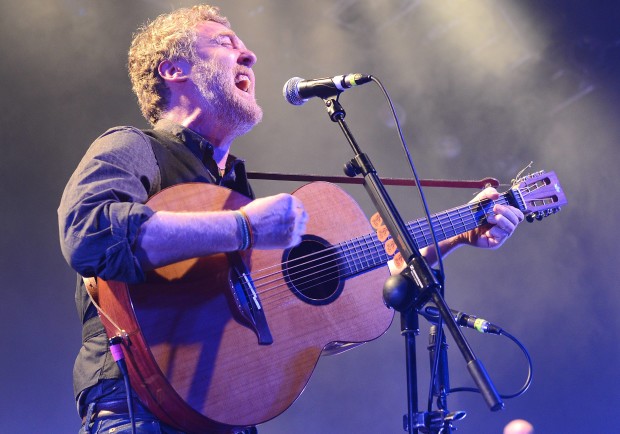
left=238, top=48, right=257, bottom=68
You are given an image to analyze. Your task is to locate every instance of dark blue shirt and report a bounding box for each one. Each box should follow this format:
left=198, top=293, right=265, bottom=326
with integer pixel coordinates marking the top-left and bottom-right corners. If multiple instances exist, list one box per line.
left=58, top=119, right=250, bottom=283
left=58, top=119, right=253, bottom=402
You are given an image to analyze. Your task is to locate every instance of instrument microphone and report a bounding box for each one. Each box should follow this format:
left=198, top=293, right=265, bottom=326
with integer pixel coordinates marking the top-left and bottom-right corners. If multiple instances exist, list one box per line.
left=283, top=73, right=372, bottom=105
left=421, top=305, right=503, bottom=335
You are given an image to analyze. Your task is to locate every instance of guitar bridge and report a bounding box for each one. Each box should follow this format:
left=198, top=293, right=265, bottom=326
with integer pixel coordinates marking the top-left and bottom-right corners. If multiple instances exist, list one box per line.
left=229, top=253, right=273, bottom=345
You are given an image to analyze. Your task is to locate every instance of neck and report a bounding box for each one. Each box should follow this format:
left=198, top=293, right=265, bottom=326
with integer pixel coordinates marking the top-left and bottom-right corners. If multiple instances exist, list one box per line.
left=161, top=105, right=236, bottom=168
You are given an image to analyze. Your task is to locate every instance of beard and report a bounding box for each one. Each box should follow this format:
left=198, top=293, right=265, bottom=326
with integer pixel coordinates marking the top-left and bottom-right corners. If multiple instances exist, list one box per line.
left=192, top=57, right=263, bottom=137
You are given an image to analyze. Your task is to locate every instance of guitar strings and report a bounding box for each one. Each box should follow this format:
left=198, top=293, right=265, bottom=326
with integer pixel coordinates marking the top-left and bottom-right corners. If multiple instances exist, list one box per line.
left=251, top=197, right=510, bottom=304
left=253, top=197, right=507, bottom=301
left=253, top=195, right=507, bottom=285
left=256, top=225, right=444, bottom=305
left=253, top=178, right=559, bottom=306
left=250, top=195, right=509, bottom=288
left=257, top=225, right=404, bottom=301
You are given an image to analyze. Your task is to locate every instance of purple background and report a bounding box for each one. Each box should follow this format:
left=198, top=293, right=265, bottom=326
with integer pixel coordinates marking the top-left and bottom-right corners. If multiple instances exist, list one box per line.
left=1, top=1, right=618, bottom=433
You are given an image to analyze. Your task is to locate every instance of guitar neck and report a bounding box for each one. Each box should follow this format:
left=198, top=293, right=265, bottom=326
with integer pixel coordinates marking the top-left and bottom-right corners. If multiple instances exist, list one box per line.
left=337, top=192, right=513, bottom=276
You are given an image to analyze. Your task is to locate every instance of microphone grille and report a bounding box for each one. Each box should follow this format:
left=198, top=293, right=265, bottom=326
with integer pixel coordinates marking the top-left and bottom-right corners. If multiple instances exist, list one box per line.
left=283, top=77, right=307, bottom=106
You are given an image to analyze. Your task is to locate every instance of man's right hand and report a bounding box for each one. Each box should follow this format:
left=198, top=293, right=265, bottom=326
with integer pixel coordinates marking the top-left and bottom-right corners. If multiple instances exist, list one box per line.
left=241, top=193, right=308, bottom=249
left=134, top=193, right=308, bottom=271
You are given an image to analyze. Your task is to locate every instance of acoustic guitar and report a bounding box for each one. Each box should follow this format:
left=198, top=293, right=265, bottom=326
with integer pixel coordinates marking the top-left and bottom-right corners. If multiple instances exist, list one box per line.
left=91, top=171, right=566, bottom=433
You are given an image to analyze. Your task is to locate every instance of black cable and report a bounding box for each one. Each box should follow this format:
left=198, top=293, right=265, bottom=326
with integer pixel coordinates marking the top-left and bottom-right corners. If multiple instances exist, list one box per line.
left=365, top=75, right=451, bottom=424
left=121, top=372, right=137, bottom=434
left=449, top=329, right=533, bottom=399
left=365, top=77, right=533, bottom=408
left=109, top=336, right=137, bottom=434
left=369, top=76, right=446, bottom=282
left=369, top=75, right=450, bottom=421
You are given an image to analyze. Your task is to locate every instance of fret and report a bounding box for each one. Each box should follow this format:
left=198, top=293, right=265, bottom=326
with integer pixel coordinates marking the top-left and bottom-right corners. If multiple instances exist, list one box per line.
left=355, top=238, right=366, bottom=270
left=442, top=211, right=456, bottom=238
left=373, top=235, right=389, bottom=266
left=445, top=210, right=457, bottom=239
left=346, top=239, right=357, bottom=274
left=360, top=236, right=372, bottom=268
left=466, top=202, right=478, bottom=228
left=340, top=240, right=356, bottom=276
left=361, top=235, right=376, bottom=268
left=360, top=239, right=370, bottom=270
left=417, top=219, right=431, bottom=248
left=433, top=212, right=447, bottom=241
left=473, top=199, right=494, bottom=225
left=339, top=234, right=387, bottom=278
left=339, top=193, right=516, bottom=279
left=335, top=242, right=349, bottom=276
left=370, top=235, right=381, bottom=264
left=349, top=239, right=361, bottom=274
left=456, top=205, right=468, bottom=233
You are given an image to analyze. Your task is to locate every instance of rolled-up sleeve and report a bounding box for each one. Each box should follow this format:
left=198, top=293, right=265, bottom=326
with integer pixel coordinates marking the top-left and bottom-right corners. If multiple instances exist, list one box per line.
left=58, top=127, right=160, bottom=283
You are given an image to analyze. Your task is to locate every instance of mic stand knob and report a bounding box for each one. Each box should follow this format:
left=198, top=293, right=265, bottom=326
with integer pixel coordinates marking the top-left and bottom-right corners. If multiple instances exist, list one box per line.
left=408, top=410, right=466, bottom=434
left=344, top=159, right=361, bottom=177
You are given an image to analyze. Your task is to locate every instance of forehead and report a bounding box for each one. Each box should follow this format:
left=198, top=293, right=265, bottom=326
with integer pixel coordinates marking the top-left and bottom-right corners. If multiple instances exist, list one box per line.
left=195, top=21, right=239, bottom=42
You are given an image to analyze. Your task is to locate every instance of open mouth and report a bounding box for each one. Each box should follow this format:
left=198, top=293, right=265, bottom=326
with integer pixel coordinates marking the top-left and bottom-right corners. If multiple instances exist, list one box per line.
left=235, top=74, right=251, bottom=92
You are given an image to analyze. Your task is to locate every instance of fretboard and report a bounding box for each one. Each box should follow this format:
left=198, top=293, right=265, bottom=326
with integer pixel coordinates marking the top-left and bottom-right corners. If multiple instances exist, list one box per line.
left=337, top=193, right=512, bottom=277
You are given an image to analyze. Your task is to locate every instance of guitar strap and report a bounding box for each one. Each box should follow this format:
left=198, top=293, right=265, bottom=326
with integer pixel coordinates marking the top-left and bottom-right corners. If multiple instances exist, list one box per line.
left=81, top=127, right=256, bottom=335
left=83, top=276, right=97, bottom=295
left=246, top=171, right=500, bottom=189
left=82, top=276, right=126, bottom=337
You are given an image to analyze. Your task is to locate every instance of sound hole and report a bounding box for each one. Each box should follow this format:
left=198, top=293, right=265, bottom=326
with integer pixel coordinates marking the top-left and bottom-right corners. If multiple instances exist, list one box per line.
left=282, top=235, right=343, bottom=305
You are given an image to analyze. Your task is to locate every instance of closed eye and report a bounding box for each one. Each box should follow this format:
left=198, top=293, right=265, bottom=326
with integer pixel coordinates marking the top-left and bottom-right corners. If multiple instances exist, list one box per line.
left=214, top=35, right=235, bottom=48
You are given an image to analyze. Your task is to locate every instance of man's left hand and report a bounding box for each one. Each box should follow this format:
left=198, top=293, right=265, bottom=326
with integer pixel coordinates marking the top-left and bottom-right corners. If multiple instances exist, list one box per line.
left=459, top=187, right=524, bottom=249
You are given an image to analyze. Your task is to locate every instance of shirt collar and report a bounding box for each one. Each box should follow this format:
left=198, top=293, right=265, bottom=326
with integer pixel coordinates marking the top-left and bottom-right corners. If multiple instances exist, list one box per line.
left=152, top=119, right=247, bottom=186
left=153, top=119, right=215, bottom=163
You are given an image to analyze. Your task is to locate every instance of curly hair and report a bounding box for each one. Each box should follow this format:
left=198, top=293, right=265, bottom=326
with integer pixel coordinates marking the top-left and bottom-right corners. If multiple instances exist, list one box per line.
left=128, top=5, right=230, bottom=125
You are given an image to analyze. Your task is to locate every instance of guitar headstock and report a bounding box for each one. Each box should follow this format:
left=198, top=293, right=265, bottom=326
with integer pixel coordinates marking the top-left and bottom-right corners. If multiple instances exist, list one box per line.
left=510, top=171, right=567, bottom=222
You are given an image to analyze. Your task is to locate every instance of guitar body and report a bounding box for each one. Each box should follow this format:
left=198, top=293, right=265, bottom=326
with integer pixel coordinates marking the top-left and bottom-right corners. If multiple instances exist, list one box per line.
left=94, top=170, right=567, bottom=433
left=96, top=182, right=395, bottom=433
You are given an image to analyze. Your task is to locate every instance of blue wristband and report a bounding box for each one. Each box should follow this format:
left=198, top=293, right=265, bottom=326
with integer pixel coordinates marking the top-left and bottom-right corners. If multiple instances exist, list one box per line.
left=234, top=211, right=251, bottom=250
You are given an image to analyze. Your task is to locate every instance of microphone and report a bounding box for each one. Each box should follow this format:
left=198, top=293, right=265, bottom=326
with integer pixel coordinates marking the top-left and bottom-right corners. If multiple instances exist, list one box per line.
left=421, top=305, right=503, bottom=335
left=283, top=73, right=372, bottom=105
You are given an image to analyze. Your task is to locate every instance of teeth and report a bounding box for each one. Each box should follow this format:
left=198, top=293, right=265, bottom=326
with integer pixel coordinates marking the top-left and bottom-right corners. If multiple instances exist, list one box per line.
left=235, top=74, right=251, bottom=92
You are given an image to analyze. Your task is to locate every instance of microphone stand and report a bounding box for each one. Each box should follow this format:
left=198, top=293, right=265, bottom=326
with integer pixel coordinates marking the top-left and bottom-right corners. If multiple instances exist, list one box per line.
left=320, top=95, right=503, bottom=433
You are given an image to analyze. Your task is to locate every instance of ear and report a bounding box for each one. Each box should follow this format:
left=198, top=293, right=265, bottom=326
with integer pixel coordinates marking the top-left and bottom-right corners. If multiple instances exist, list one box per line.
left=158, top=59, right=190, bottom=83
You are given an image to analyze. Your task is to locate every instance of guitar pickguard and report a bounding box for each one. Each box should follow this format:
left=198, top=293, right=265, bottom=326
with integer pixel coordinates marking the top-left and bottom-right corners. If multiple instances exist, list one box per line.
left=228, top=252, right=273, bottom=345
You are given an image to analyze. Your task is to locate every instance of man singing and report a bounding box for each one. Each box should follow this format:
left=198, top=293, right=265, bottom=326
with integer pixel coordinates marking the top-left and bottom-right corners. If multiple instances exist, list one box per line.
left=58, top=5, right=523, bottom=433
